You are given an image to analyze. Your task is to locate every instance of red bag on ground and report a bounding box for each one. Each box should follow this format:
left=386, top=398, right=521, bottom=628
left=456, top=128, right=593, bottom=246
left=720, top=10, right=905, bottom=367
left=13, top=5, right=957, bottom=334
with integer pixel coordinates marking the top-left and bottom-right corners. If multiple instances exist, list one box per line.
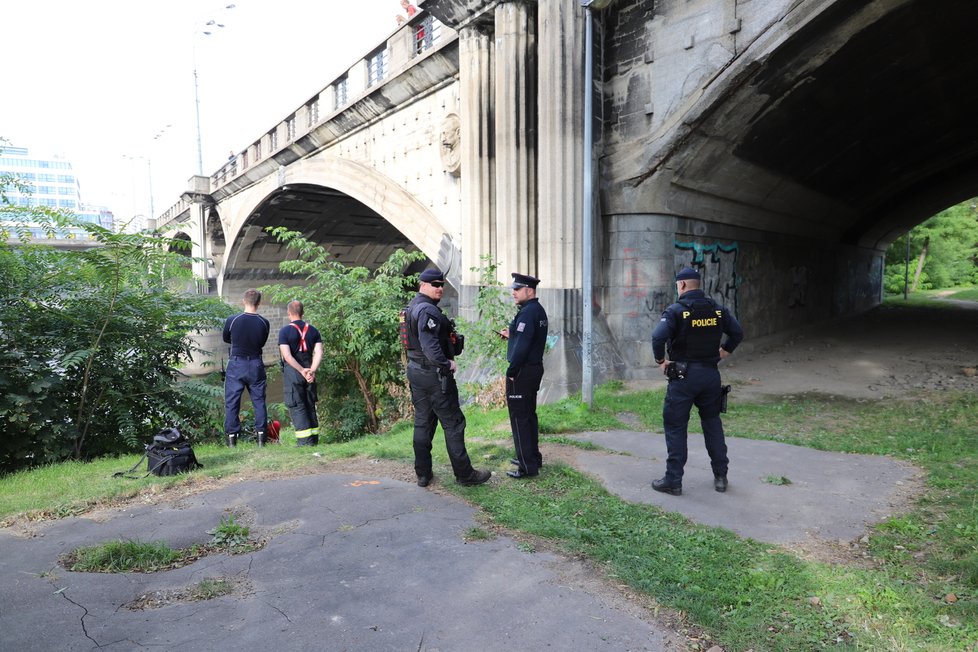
left=267, top=420, right=281, bottom=442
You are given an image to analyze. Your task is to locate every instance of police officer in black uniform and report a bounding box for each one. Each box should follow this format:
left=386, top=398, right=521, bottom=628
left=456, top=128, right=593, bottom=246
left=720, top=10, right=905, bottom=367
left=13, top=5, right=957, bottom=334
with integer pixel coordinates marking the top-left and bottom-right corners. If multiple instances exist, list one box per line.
left=223, top=288, right=271, bottom=447
left=651, top=268, right=743, bottom=495
left=500, top=273, right=548, bottom=479
left=278, top=300, right=324, bottom=446
left=403, top=268, right=491, bottom=488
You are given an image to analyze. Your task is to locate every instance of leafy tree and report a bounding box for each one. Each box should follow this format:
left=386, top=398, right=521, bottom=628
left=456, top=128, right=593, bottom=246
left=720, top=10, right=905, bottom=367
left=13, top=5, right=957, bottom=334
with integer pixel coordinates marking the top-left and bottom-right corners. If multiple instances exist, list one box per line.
left=0, top=198, right=231, bottom=472
left=456, top=255, right=513, bottom=377
left=260, top=227, right=425, bottom=435
left=885, top=199, right=978, bottom=292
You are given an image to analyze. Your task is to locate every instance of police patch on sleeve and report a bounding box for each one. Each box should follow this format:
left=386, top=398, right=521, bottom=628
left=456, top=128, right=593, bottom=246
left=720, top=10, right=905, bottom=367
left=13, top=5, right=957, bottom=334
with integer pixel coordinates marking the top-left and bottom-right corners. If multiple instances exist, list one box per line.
left=516, top=321, right=526, bottom=332
left=425, top=317, right=438, bottom=331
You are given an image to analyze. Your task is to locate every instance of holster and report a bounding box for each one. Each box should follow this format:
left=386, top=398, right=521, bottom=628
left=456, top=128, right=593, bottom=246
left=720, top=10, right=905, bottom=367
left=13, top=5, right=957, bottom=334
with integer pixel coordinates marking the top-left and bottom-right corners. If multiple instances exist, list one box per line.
left=720, top=384, right=731, bottom=413
left=438, top=369, right=449, bottom=394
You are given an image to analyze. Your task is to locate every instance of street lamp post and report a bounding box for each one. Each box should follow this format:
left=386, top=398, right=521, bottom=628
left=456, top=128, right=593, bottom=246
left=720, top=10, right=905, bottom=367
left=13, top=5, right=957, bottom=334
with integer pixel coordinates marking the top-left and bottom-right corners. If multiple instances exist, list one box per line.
left=193, top=4, right=236, bottom=176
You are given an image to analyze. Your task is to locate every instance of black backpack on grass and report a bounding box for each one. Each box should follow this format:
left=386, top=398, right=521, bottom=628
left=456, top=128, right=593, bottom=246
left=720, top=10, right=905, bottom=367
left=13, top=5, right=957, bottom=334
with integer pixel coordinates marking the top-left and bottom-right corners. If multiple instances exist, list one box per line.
left=114, top=427, right=202, bottom=479
left=146, top=427, right=201, bottom=476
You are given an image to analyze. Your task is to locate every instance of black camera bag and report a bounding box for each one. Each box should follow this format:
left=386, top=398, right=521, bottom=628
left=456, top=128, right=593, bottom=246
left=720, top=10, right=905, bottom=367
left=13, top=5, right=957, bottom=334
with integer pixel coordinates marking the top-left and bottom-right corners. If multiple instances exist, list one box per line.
left=147, top=442, right=201, bottom=476
left=114, top=427, right=202, bottom=479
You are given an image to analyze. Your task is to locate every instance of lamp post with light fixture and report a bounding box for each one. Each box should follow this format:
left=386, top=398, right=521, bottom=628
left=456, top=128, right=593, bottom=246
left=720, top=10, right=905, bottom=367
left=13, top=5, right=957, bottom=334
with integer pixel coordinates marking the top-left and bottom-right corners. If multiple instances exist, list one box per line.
left=193, top=4, right=236, bottom=176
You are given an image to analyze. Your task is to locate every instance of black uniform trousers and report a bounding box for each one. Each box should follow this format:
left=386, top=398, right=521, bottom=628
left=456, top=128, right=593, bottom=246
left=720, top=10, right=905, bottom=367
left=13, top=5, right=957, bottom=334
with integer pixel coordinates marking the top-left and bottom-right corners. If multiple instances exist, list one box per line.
left=283, top=365, right=318, bottom=432
left=407, top=362, right=475, bottom=480
left=507, top=363, right=545, bottom=474
left=224, top=356, right=267, bottom=434
left=662, top=362, right=728, bottom=485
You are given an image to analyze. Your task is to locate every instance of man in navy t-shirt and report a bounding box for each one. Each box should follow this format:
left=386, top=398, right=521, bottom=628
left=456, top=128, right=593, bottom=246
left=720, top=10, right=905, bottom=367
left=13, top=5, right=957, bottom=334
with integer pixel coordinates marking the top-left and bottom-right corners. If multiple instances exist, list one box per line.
left=222, top=288, right=271, bottom=447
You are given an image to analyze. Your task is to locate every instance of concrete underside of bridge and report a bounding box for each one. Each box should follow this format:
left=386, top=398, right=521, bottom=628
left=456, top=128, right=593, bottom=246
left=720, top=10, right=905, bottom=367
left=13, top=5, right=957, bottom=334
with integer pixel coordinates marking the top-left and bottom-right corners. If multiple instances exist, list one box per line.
left=591, top=0, right=978, bottom=378
left=169, top=0, right=978, bottom=398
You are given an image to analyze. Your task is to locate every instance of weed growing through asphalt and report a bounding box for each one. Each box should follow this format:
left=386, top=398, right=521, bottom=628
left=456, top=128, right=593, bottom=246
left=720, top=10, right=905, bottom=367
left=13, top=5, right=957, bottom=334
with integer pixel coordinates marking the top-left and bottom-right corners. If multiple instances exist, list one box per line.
left=463, top=527, right=493, bottom=542
left=65, top=539, right=181, bottom=573
left=188, top=578, right=235, bottom=601
left=207, top=514, right=251, bottom=549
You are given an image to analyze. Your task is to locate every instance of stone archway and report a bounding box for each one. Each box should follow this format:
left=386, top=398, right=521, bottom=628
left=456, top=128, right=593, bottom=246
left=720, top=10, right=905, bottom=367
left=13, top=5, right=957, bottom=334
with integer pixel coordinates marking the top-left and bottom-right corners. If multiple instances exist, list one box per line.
left=217, top=155, right=462, bottom=292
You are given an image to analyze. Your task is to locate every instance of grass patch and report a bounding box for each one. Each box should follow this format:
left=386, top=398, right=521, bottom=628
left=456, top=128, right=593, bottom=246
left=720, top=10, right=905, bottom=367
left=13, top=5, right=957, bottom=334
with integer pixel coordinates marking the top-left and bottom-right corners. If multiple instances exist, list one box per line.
left=6, top=381, right=978, bottom=650
left=65, top=539, right=182, bottom=573
left=881, top=289, right=978, bottom=309
left=63, top=512, right=265, bottom=573
left=188, top=578, right=236, bottom=601
left=463, top=527, right=494, bottom=541
left=945, top=286, right=978, bottom=302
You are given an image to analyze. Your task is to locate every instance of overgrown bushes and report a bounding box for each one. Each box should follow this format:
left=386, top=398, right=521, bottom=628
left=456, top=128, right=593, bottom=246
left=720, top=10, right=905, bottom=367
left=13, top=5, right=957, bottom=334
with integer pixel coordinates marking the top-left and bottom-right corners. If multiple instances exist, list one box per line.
left=0, top=213, right=231, bottom=473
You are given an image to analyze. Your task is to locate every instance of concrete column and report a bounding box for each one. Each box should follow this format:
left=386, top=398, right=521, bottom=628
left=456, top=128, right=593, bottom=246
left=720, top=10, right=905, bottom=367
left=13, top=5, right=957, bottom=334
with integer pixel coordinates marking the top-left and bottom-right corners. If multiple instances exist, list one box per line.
left=189, top=201, right=209, bottom=293
left=460, top=25, right=495, bottom=285
left=537, top=0, right=584, bottom=291
left=494, top=1, right=536, bottom=280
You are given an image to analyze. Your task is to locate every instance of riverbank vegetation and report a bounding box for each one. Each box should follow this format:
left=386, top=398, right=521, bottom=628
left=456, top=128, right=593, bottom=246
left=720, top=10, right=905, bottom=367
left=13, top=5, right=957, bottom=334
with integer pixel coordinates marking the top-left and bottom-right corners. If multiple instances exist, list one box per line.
left=0, top=214, right=230, bottom=473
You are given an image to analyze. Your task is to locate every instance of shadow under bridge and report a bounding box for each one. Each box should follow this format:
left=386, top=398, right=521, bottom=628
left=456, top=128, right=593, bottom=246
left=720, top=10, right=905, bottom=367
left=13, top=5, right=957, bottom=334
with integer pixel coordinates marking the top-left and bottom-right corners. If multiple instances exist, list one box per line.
left=223, top=183, right=429, bottom=288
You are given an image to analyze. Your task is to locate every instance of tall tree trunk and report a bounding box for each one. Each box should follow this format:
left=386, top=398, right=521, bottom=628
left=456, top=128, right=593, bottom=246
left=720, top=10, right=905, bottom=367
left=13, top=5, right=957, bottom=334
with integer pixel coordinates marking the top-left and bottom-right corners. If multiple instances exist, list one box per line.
left=911, top=237, right=929, bottom=292
left=348, top=359, right=379, bottom=433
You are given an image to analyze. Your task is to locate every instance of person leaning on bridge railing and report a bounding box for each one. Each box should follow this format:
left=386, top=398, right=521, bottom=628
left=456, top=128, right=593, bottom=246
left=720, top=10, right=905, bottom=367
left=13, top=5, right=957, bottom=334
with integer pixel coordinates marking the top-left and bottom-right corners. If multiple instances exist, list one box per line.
left=395, top=0, right=417, bottom=25
left=651, top=268, right=744, bottom=497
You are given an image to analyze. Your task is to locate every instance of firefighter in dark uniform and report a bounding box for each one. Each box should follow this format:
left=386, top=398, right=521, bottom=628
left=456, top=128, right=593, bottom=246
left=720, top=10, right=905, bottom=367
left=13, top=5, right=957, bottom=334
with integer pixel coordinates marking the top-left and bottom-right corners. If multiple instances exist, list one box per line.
left=403, top=268, right=491, bottom=488
left=500, top=273, right=548, bottom=479
left=651, top=268, right=743, bottom=495
left=223, top=288, right=271, bottom=447
left=278, top=300, right=324, bottom=446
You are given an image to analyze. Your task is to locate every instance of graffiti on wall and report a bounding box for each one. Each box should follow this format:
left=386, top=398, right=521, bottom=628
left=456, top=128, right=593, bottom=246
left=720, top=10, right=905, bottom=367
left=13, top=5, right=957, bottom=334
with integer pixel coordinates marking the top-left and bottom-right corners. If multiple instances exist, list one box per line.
left=674, top=240, right=739, bottom=315
left=622, top=247, right=645, bottom=318
left=644, top=289, right=673, bottom=319
left=621, top=247, right=673, bottom=319
left=788, top=265, right=808, bottom=308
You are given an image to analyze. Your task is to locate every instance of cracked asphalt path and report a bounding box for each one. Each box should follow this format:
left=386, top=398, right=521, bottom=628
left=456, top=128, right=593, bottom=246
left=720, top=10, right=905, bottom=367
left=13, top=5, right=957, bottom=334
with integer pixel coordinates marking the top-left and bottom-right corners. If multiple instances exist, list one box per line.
left=0, top=473, right=683, bottom=651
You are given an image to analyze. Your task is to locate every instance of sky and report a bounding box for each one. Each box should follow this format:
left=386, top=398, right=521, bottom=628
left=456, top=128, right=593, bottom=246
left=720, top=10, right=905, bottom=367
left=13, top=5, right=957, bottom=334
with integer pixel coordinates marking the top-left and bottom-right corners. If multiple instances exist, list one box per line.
left=0, top=0, right=399, bottom=225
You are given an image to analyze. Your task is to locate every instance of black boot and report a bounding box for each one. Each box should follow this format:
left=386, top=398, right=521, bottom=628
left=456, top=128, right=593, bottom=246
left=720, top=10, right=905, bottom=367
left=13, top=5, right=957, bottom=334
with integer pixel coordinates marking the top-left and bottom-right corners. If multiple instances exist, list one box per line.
left=257, top=430, right=267, bottom=448
left=226, top=433, right=237, bottom=448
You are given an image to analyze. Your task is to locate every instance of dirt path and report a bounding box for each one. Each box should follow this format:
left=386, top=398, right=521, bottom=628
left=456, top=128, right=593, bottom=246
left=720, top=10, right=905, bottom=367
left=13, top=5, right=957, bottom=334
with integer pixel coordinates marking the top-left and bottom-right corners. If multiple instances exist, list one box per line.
left=717, top=299, right=978, bottom=400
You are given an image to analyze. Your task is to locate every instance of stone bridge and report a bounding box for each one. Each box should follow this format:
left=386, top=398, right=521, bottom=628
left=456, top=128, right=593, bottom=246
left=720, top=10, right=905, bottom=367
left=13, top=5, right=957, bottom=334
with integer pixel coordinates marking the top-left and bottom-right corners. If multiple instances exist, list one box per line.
left=154, top=0, right=978, bottom=396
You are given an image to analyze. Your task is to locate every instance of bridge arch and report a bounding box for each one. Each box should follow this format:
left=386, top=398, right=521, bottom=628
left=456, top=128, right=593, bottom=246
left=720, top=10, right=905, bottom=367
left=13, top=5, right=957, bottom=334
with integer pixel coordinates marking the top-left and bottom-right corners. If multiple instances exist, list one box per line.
left=216, top=154, right=459, bottom=297
left=167, top=231, right=192, bottom=257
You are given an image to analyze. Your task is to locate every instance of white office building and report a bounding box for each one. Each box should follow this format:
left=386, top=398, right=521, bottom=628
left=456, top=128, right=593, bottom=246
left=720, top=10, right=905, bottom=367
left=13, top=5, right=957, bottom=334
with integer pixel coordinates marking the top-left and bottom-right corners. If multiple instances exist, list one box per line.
left=0, top=145, right=114, bottom=240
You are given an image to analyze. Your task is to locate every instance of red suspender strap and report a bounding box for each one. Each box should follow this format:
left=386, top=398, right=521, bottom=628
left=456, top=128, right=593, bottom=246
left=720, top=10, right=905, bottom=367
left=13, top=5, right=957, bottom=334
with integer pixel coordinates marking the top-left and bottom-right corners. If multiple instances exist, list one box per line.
left=290, top=322, right=309, bottom=352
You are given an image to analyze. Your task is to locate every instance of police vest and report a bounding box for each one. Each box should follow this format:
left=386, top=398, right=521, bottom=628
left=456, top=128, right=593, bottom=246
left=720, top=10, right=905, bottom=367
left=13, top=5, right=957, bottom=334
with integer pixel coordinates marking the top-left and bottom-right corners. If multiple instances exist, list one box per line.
left=400, top=298, right=426, bottom=354
left=401, top=297, right=455, bottom=360
left=667, top=297, right=723, bottom=361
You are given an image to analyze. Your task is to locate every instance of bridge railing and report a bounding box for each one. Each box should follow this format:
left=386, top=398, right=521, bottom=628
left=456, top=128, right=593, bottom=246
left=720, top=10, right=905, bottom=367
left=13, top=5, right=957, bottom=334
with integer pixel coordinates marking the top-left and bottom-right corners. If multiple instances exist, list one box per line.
left=156, top=8, right=448, bottom=233
left=153, top=195, right=192, bottom=231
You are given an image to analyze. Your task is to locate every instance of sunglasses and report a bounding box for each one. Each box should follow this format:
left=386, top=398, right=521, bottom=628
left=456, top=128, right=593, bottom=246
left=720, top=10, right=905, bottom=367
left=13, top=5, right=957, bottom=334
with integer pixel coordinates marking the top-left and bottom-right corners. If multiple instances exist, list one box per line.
left=429, top=281, right=445, bottom=288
